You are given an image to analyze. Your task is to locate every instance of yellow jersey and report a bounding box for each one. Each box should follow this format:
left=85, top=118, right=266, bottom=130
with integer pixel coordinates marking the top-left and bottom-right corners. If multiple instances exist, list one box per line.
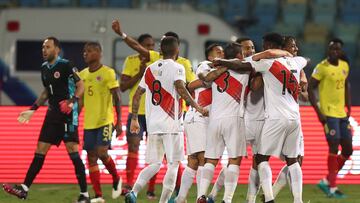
left=311, top=59, right=349, bottom=118
left=79, top=65, right=119, bottom=129
left=122, top=54, right=149, bottom=115
left=123, top=51, right=196, bottom=114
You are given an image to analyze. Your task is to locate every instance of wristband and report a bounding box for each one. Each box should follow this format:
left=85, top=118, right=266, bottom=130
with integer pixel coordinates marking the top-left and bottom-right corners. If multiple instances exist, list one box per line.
left=121, top=32, right=127, bottom=40
left=70, top=95, right=80, bottom=103
left=30, top=103, right=39, bottom=110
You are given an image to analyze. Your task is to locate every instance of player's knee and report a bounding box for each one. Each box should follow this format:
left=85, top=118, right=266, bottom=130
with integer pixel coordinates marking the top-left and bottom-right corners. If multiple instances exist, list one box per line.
left=187, top=155, right=199, bottom=170
left=255, top=154, right=269, bottom=165
left=285, top=157, right=298, bottom=166
left=87, top=154, right=98, bottom=165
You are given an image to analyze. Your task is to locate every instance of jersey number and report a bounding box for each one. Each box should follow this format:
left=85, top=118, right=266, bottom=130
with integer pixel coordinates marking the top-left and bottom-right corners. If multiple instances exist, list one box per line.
left=151, top=80, right=162, bottom=106
left=217, top=71, right=230, bottom=93
left=336, top=80, right=344, bottom=89
left=280, top=70, right=297, bottom=95
left=88, top=86, right=94, bottom=96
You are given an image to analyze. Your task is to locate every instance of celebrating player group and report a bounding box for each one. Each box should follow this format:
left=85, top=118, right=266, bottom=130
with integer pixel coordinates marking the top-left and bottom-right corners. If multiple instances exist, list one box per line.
left=2, top=18, right=352, bottom=203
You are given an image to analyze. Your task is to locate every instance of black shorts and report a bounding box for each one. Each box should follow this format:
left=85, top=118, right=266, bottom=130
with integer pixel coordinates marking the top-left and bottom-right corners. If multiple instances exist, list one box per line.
left=39, top=120, right=79, bottom=146
left=126, top=113, right=147, bottom=139
left=83, top=123, right=113, bottom=150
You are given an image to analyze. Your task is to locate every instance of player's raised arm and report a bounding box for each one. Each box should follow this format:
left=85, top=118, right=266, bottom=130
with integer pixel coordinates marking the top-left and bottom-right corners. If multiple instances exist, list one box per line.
left=112, top=20, right=150, bottom=60
left=213, top=58, right=253, bottom=72
left=186, top=79, right=209, bottom=93
left=252, top=49, right=292, bottom=61
left=198, top=66, right=228, bottom=82
left=18, top=88, right=49, bottom=124
left=130, top=86, right=146, bottom=133
left=174, top=80, right=208, bottom=117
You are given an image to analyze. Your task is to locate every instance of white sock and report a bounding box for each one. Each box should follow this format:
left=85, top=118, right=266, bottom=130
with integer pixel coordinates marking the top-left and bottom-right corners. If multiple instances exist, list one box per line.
left=288, top=162, right=303, bottom=203
left=273, top=165, right=289, bottom=198
left=258, top=161, right=274, bottom=202
left=223, top=164, right=239, bottom=203
left=21, top=184, right=29, bottom=192
left=196, top=166, right=204, bottom=198
left=159, top=162, right=179, bottom=203
left=176, top=166, right=196, bottom=202
left=199, top=163, right=215, bottom=197
left=209, top=166, right=225, bottom=199
left=133, top=163, right=161, bottom=196
left=80, top=192, right=89, bottom=197
left=246, top=168, right=260, bottom=203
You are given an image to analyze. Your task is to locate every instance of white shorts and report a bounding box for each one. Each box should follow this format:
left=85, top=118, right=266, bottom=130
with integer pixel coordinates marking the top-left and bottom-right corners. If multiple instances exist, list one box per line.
left=205, top=117, right=247, bottom=159
left=257, top=118, right=301, bottom=158
left=184, top=121, right=207, bottom=155
left=245, top=119, right=265, bottom=154
left=299, top=129, right=304, bottom=156
left=145, top=133, right=184, bottom=164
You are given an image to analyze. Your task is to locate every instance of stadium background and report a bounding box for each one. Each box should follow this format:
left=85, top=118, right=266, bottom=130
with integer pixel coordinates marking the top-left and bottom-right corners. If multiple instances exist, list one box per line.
left=0, top=0, right=359, bottom=196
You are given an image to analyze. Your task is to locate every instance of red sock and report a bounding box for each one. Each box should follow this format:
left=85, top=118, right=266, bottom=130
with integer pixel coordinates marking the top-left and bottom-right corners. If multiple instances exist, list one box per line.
left=126, top=152, right=138, bottom=186
left=103, top=156, right=120, bottom=182
left=175, top=164, right=183, bottom=190
left=327, top=154, right=338, bottom=188
left=89, top=164, right=102, bottom=197
left=148, top=172, right=157, bottom=192
left=337, top=155, right=347, bottom=171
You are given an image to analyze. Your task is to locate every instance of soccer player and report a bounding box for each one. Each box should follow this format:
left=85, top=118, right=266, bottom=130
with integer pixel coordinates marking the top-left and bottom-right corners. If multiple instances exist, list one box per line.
left=309, top=38, right=352, bottom=198
left=125, top=36, right=208, bottom=203
left=174, top=44, right=224, bottom=203
left=196, top=42, right=249, bottom=203
left=270, top=36, right=309, bottom=200
left=2, top=37, right=90, bottom=203
left=214, top=33, right=307, bottom=203
left=79, top=42, right=122, bottom=203
left=120, top=33, right=159, bottom=199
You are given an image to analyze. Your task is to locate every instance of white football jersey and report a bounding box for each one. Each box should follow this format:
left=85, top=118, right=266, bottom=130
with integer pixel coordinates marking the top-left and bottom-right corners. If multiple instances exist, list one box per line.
left=185, top=61, right=212, bottom=123
left=209, top=69, right=249, bottom=120
left=247, top=56, right=307, bottom=120
left=139, top=59, right=186, bottom=134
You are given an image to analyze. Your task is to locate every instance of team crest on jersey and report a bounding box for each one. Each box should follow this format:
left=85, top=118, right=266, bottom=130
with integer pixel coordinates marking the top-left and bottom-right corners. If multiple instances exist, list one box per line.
left=54, top=71, right=60, bottom=79
left=96, top=76, right=102, bottom=82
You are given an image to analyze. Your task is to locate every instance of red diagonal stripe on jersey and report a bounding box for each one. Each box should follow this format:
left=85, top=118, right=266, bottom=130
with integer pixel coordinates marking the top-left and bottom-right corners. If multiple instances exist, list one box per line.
left=198, top=88, right=212, bottom=107
left=214, top=72, right=243, bottom=103
left=269, top=60, right=299, bottom=100
left=145, top=69, right=177, bottom=119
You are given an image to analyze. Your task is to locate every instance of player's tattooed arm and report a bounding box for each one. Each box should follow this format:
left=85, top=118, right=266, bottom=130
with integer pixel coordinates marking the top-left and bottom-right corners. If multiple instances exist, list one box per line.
left=175, top=80, right=208, bottom=116
left=252, top=49, right=292, bottom=61
left=186, top=79, right=208, bottom=93
left=111, top=87, right=123, bottom=136
left=308, top=77, right=326, bottom=124
left=213, top=59, right=253, bottom=72
left=131, top=86, right=146, bottom=120
left=72, top=72, right=85, bottom=103
left=198, top=67, right=228, bottom=82
left=345, top=78, right=351, bottom=117
left=112, top=20, right=150, bottom=60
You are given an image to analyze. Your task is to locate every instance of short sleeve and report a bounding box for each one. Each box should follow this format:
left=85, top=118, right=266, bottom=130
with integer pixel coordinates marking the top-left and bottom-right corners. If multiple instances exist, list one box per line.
left=293, top=56, right=307, bottom=70
left=107, top=69, right=120, bottom=89
left=138, top=69, right=147, bottom=89
left=182, top=59, right=196, bottom=83
left=174, top=64, right=186, bottom=82
left=250, top=59, right=273, bottom=73
left=121, top=56, right=135, bottom=76
left=149, top=50, right=161, bottom=63
left=311, top=64, right=323, bottom=81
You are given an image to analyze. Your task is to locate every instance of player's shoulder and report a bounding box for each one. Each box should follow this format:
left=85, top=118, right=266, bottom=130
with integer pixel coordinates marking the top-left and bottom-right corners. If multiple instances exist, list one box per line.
left=126, top=53, right=140, bottom=60
left=57, top=58, right=70, bottom=65
left=79, top=67, right=89, bottom=74
left=339, top=59, right=349, bottom=68
left=176, top=56, right=191, bottom=65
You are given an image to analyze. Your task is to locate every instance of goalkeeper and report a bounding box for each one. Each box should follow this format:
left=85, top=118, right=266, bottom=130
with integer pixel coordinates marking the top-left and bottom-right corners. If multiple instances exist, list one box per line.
left=2, top=37, right=90, bottom=203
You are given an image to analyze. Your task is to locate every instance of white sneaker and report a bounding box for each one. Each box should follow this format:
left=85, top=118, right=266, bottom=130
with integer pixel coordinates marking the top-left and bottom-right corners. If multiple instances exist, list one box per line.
left=112, top=177, right=122, bottom=199
left=90, top=196, right=105, bottom=203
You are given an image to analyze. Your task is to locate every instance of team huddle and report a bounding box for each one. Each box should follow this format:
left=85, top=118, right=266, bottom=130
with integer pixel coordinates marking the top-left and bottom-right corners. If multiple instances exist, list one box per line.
left=2, top=18, right=353, bottom=203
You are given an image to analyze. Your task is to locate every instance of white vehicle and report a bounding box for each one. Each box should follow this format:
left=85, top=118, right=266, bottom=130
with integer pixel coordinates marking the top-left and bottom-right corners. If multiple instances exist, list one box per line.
left=0, top=8, right=239, bottom=104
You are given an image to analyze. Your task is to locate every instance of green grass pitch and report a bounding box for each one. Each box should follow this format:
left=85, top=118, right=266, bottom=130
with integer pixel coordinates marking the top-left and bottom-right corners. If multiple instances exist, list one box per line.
left=0, top=184, right=359, bottom=203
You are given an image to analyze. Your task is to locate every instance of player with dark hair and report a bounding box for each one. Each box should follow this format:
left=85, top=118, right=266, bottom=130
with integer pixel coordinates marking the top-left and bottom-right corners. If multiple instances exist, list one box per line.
left=309, top=38, right=352, bottom=198
left=120, top=33, right=159, bottom=199
left=79, top=41, right=122, bottom=203
left=174, top=44, right=224, bottom=203
left=125, top=36, right=207, bottom=203
left=2, top=37, right=90, bottom=203
left=213, top=32, right=306, bottom=203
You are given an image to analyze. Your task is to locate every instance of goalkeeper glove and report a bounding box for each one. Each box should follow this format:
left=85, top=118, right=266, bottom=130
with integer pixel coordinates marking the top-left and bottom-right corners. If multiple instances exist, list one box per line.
left=59, top=100, right=74, bottom=114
